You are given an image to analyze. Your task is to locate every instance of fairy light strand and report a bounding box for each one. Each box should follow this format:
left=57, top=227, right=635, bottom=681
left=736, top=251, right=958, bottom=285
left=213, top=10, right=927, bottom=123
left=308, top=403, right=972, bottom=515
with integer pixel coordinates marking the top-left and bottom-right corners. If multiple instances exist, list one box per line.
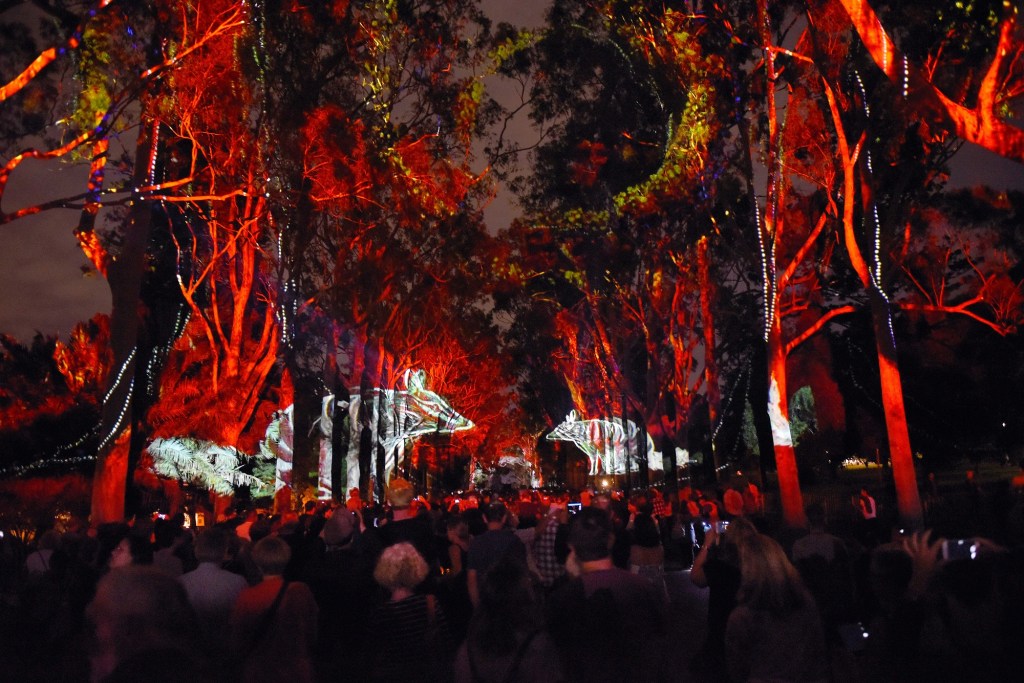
left=97, top=378, right=135, bottom=451
left=101, top=347, right=137, bottom=404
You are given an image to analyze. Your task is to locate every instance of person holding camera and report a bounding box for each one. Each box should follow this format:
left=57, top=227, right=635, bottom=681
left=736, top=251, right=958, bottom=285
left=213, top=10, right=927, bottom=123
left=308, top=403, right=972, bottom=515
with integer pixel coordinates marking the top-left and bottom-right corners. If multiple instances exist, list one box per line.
left=858, top=530, right=1016, bottom=683
left=689, top=515, right=758, bottom=683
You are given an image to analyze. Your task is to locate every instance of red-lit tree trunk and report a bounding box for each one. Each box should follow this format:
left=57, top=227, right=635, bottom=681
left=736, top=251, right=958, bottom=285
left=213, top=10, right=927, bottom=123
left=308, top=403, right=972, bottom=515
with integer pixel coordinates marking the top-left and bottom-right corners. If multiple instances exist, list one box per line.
left=767, top=316, right=804, bottom=526
left=824, top=87, right=924, bottom=527
left=870, top=292, right=922, bottom=526
left=756, top=0, right=806, bottom=528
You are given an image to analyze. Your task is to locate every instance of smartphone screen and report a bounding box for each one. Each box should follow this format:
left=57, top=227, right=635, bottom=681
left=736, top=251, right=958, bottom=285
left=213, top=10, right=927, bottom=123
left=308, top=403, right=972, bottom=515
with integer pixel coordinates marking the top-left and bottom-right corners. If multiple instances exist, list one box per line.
left=942, top=538, right=977, bottom=561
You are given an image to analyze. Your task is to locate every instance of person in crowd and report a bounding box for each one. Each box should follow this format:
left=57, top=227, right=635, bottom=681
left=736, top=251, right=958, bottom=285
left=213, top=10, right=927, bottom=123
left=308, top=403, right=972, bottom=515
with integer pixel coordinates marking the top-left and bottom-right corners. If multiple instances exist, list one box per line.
left=679, top=486, right=701, bottom=518
left=297, top=500, right=318, bottom=534
left=792, top=502, right=847, bottom=565
left=742, top=480, right=764, bottom=517
left=856, top=487, right=880, bottom=546
left=439, top=513, right=473, bottom=642
left=467, top=501, right=527, bottom=607
left=301, top=507, right=378, bottom=681
left=649, top=488, right=668, bottom=519
left=86, top=565, right=213, bottom=682
left=25, top=528, right=61, bottom=575
left=230, top=535, right=319, bottom=683
left=455, top=556, right=565, bottom=683
left=860, top=530, right=1015, bottom=682
left=179, top=527, right=248, bottom=659
left=791, top=503, right=856, bottom=650
left=629, top=511, right=666, bottom=593
left=660, top=499, right=693, bottom=570
left=233, top=517, right=273, bottom=585
left=445, top=514, right=472, bottom=578
left=152, top=515, right=190, bottom=577
left=725, top=532, right=829, bottom=683
left=607, top=498, right=634, bottom=569
left=690, top=515, right=758, bottom=683
left=370, top=477, right=439, bottom=576
left=546, top=506, right=670, bottom=683
left=234, top=507, right=260, bottom=543
left=722, top=488, right=746, bottom=521
left=366, top=542, right=453, bottom=682
left=108, top=532, right=153, bottom=570
left=346, top=486, right=365, bottom=512
left=10, top=527, right=97, bottom=680
left=533, top=503, right=570, bottom=594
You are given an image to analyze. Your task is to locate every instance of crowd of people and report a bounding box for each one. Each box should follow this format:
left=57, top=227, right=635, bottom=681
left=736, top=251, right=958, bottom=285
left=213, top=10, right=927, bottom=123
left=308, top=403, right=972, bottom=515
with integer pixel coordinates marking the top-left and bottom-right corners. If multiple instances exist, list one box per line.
left=2, top=472, right=1024, bottom=682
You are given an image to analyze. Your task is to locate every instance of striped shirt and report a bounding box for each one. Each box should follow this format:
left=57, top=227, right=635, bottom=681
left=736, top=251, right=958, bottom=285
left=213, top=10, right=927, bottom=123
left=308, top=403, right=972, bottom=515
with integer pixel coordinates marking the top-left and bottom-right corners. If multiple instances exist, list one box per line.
left=367, top=594, right=451, bottom=682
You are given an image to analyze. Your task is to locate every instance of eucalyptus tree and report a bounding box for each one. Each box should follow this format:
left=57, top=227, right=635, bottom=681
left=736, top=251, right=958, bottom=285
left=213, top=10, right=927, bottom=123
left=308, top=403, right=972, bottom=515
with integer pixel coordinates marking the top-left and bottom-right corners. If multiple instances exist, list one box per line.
left=243, top=0, right=509, bottom=500
left=490, top=0, right=758, bottom=493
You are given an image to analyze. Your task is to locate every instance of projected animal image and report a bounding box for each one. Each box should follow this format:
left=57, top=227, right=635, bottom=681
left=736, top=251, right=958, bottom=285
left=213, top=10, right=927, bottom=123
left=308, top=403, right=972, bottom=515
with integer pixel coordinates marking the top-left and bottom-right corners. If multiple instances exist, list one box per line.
left=262, top=369, right=473, bottom=499
left=547, top=410, right=667, bottom=476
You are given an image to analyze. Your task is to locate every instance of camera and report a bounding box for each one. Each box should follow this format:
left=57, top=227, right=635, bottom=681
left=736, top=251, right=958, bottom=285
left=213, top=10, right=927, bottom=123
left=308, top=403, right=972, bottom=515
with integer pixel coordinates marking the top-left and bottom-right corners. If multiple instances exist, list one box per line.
left=942, top=538, right=978, bottom=561
left=567, top=502, right=582, bottom=514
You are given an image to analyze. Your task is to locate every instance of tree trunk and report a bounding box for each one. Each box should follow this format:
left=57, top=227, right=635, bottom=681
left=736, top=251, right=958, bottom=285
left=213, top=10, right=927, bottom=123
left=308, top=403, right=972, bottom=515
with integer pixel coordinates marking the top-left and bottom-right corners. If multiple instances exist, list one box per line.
left=767, top=318, right=806, bottom=528
left=823, top=82, right=925, bottom=530
left=290, top=375, right=321, bottom=508
left=870, top=291, right=924, bottom=528
left=90, top=121, right=159, bottom=524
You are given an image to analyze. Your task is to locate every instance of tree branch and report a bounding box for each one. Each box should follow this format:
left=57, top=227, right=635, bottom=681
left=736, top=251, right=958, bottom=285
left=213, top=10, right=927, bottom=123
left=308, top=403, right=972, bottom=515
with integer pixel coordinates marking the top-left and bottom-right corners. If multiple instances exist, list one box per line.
left=836, top=0, right=1024, bottom=162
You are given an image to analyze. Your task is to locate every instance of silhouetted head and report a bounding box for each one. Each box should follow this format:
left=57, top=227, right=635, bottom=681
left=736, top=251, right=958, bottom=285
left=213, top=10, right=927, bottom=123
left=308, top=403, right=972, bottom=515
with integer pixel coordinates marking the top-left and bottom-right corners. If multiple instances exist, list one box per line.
left=387, top=478, right=416, bottom=509
left=251, top=535, right=291, bottom=577
left=568, top=506, right=614, bottom=562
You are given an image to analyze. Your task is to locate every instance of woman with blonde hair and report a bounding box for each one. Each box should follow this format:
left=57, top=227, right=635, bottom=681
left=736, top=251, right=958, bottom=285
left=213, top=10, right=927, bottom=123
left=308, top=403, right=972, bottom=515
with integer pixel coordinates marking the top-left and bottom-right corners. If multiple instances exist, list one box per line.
left=366, top=542, right=452, bottom=682
left=725, top=533, right=828, bottom=682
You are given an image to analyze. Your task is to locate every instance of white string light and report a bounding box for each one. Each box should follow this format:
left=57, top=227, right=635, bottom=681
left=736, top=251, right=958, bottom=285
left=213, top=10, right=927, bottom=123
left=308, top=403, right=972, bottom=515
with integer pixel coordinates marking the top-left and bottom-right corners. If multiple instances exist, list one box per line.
left=854, top=71, right=871, bottom=117
left=102, top=347, right=137, bottom=404
left=97, top=378, right=134, bottom=451
left=0, top=429, right=98, bottom=477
